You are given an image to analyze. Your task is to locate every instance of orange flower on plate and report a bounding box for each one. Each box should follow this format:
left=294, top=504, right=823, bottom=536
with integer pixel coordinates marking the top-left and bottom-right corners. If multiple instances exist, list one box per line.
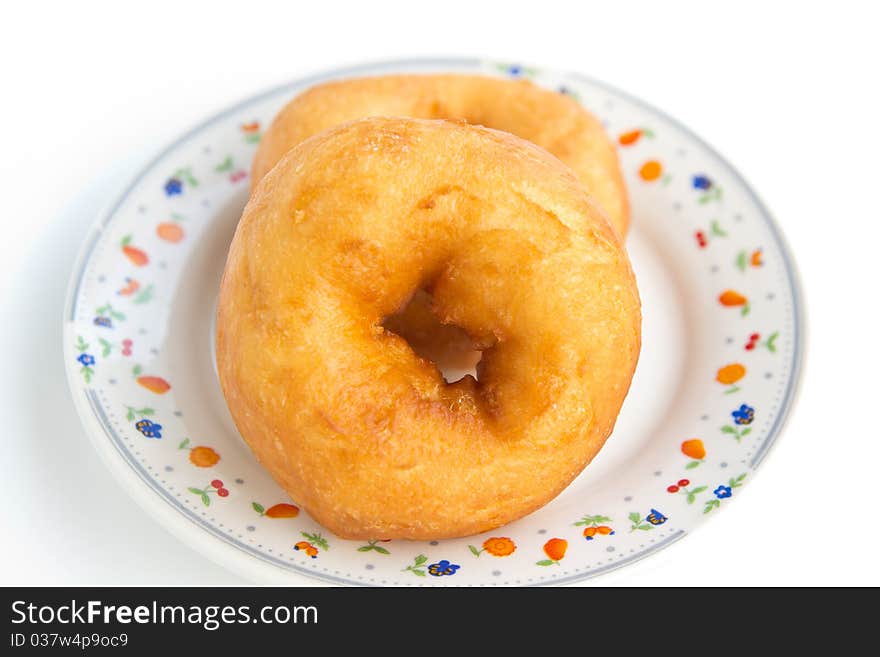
left=618, top=128, right=653, bottom=146
left=136, top=375, right=171, bottom=394
left=537, top=538, right=568, bottom=566
left=639, top=160, right=663, bottom=181
left=265, top=503, right=299, bottom=519
left=681, top=439, right=706, bottom=460
left=719, top=289, right=751, bottom=316
left=121, top=235, right=148, bottom=266
left=681, top=438, right=706, bottom=469
left=482, top=537, right=516, bottom=557
left=157, top=222, right=185, bottom=243
left=252, top=501, right=299, bottom=518
left=716, top=363, right=746, bottom=394
left=719, top=290, right=747, bottom=306
left=716, top=363, right=746, bottom=385
left=189, top=446, right=220, bottom=468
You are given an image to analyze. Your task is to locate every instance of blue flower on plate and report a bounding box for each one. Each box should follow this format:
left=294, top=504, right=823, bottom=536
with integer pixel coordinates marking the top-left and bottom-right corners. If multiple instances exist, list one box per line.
left=164, top=178, right=183, bottom=196
left=77, top=353, right=95, bottom=367
left=646, top=509, right=667, bottom=525
left=427, top=560, right=460, bottom=576
left=93, top=316, right=112, bottom=328
left=714, top=485, right=732, bottom=499
left=507, top=64, right=523, bottom=77
left=732, top=404, right=755, bottom=425
left=135, top=418, right=162, bottom=439
left=692, top=174, right=713, bottom=190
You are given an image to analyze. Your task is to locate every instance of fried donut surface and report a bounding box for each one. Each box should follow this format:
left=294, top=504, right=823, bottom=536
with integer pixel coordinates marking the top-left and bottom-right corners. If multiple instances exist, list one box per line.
left=252, top=74, right=629, bottom=237
left=218, top=118, right=641, bottom=539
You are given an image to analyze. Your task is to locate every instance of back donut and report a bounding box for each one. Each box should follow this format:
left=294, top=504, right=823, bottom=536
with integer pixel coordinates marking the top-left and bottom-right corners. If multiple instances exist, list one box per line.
left=252, top=74, right=630, bottom=237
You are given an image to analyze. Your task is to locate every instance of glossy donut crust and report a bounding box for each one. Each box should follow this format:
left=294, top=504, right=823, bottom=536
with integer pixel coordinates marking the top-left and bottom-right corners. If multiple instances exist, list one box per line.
left=252, top=74, right=629, bottom=237
left=218, top=118, right=641, bottom=539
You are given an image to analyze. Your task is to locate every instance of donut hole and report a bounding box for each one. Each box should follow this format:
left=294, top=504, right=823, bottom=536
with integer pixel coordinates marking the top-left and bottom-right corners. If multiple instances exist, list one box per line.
left=381, top=289, right=484, bottom=384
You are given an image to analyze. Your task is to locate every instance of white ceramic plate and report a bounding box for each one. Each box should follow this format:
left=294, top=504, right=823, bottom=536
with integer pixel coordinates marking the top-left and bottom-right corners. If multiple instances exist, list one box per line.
left=63, top=58, right=803, bottom=585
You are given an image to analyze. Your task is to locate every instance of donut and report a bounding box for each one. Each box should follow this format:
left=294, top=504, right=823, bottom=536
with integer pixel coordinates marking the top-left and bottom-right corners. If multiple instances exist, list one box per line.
left=218, top=117, right=641, bottom=539
left=252, top=74, right=629, bottom=237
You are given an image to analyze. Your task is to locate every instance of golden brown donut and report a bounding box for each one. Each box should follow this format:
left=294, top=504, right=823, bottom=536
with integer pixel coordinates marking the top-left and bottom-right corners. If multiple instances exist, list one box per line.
left=252, top=74, right=629, bottom=237
left=218, top=117, right=641, bottom=539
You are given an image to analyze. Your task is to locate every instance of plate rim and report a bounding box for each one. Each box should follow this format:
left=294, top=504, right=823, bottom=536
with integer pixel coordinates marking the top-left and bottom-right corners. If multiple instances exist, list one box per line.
left=62, top=56, right=806, bottom=586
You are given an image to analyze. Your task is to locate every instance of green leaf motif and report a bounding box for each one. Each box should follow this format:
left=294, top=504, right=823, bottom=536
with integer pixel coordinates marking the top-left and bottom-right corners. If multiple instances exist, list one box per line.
left=98, top=338, right=112, bottom=357
left=76, top=335, right=88, bottom=352
left=692, top=486, right=708, bottom=495
left=121, top=235, right=131, bottom=247
left=201, top=494, right=210, bottom=507
left=252, top=502, right=265, bottom=515
left=133, top=285, right=154, bottom=305
left=686, top=460, right=701, bottom=470
left=736, top=251, right=748, bottom=272
left=575, top=514, right=611, bottom=526
left=302, top=532, right=329, bottom=551
left=721, top=426, right=736, bottom=434
left=403, top=554, right=428, bottom=576
left=188, top=487, right=204, bottom=495
left=710, top=220, right=728, bottom=237
left=638, top=525, right=653, bottom=531
left=175, top=168, right=199, bottom=188
left=628, top=512, right=641, bottom=524
left=127, top=406, right=155, bottom=417
left=468, top=545, right=482, bottom=557
left=358, top=540, right=389, bottom=554
left=700, top=188, right=724, bottom=204
left=132, top=364, right=143, bottom=377
left=535, top=559, right=557, bottom=567
left=178, top=438, right=190, bottom=449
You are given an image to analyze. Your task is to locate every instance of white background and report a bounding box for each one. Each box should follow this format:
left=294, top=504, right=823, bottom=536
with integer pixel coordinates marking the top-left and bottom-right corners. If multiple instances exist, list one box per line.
left=1, top=0, right=878, bottom=586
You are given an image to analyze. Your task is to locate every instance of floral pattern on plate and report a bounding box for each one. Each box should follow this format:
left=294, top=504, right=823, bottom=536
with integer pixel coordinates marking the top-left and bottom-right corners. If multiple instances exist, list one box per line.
left=63, top=58, right=803, bottom=586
